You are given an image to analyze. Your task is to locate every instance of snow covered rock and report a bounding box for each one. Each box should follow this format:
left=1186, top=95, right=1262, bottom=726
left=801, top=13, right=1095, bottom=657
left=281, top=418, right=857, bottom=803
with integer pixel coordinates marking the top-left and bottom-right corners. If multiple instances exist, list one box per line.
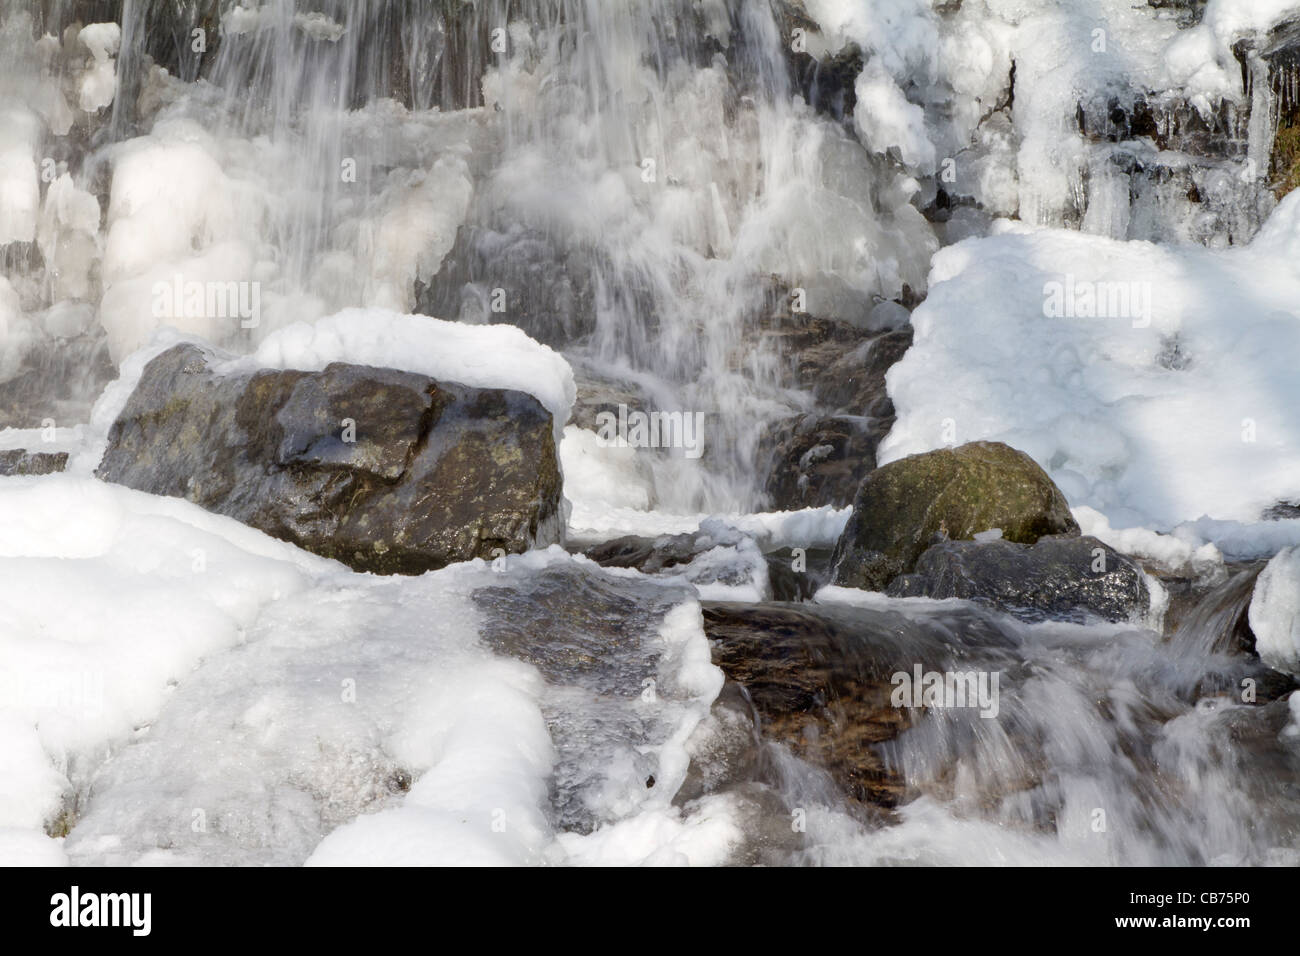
left=1248, top=547, right=1300, bottom=677
left=95, top=343, right=563, bottom=574
left=887, top=534, right=1150, bottom=624
left=832, top=441, right=1079, bottom=592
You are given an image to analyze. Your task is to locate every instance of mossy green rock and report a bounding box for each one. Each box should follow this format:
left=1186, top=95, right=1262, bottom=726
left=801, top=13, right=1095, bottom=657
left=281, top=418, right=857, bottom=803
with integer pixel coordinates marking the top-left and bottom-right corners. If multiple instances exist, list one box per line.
left=831, top=441, right=1079, bottom=591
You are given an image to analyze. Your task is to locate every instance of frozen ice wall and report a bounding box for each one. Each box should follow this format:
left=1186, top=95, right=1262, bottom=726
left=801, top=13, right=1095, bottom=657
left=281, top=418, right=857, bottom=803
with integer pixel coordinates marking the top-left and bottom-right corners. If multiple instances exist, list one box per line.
left=2, top=0, right=1300, bottom=513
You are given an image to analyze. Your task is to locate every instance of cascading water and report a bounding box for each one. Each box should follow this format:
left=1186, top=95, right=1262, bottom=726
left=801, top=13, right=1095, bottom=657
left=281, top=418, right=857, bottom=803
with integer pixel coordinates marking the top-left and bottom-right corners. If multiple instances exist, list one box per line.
left=4, top=0, right=945, bottom=513
left=1, top=0, right=1299, bottom=869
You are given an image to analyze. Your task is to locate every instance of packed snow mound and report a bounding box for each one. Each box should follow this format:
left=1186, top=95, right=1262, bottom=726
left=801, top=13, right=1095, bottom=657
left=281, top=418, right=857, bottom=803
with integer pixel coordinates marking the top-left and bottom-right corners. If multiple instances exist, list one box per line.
left=1249, top=547, right=1300, bottom=677
left=0, top=475, right=328, bottom=850
left=881, top=193, right=1300, bottom=530
left=0, top=471, right=734, bottom=865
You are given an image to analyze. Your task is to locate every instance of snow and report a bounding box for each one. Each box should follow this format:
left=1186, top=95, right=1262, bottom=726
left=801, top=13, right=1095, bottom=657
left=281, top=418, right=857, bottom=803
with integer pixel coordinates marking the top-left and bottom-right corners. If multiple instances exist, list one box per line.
left=0, top=468, right=737, bottom=865
left=1204, top=0, right=1300, bottom=46
left=0, top=476, right=327, bottom=849
left=1073, top=506, right=1224, bottom=580
left=1248, top=547, right=1300, bottom=677
left=246, top=309, right=575, bottom=440
left=882, top=191, right=1300, bottom=531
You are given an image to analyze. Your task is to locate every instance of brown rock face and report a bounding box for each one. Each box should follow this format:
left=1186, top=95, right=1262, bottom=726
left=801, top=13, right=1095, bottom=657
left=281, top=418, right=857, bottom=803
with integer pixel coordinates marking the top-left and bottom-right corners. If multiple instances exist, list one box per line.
left=96, top=343, right=563, bottom=574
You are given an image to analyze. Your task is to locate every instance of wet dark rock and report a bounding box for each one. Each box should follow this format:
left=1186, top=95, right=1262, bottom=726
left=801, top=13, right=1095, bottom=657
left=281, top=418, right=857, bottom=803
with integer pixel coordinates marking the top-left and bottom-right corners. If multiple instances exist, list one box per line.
left=770, top=2, right=859, bottom=121
left=763, top=317, right=912, bottom=415
left=702, top=598, right=1022, bottom=807
left=832, top=441, right=1080, bottom=592
left=0, top=450, right=68, bottom=476
left=581, top=532, right=701, bottom=573
left=1263, top=500, right=1300, bottom=520
left=765, top=546, right=833, bottom=602
left=887, top=534, right=1150, bottom=624
left=475, top=563, right=685, bottom=689
left=1146, top=0, right=1207, bottom=27
left=96, top=343, right=563, bottom=574
left=757, top=317, right=913, bottom=510
left=1169, top=564, right=1262, bottom=653
left=473, top=562, right=701, bottom=833
left=677, top=681, right=764, bottom=804
left=761, top=413, right=890, bottom=510
left=1163, top=563, right=1298, bottom=701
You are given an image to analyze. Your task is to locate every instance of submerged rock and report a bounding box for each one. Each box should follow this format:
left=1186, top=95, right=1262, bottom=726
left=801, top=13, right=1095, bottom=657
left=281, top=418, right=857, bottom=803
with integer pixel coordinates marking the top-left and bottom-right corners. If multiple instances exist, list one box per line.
left=832, top=441, right=1079, bottom=591
left=0, top=329, right=116, bottom=430
left=887, top=534, right=1150, bottom=623
left=701, top=598, right=1023, bottom=807
left=96, top=343, right=563, bottom=573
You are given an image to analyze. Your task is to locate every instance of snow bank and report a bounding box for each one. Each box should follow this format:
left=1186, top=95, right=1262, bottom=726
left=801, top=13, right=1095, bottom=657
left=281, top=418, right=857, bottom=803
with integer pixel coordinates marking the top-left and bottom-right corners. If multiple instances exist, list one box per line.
left=882, top=192, right=1300, bottom=531
left=0, top=472, right=733, bottom=864
left=0, top=476, right=327, bottom=843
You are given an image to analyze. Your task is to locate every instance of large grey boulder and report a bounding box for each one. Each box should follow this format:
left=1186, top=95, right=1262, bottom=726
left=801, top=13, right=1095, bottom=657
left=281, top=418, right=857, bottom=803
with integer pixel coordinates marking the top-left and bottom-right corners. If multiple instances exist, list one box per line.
left=96, top=343, right=563, bottom=574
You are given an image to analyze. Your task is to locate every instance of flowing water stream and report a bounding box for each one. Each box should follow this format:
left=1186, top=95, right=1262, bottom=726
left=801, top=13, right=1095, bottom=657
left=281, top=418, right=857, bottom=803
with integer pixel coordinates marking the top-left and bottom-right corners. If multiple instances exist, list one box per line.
left=1, top=0, right=1298, bottom=866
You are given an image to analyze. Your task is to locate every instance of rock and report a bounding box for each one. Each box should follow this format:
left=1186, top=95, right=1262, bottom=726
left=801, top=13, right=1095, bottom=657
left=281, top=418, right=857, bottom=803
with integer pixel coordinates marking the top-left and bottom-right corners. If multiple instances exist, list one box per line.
left=578, top=521, right=771, bottom=597
left=886, top=534, right=1150, bottom=623
left=770, top=1, right=864, bottom=121
left=757, top=316, right=913, bottom=509
left=472, top=562, right=711, bottom=833
left=96, top=343, right=563, bottom=574
left=701, top=598, right=1022, bottom=807
left=767, top=317, right=912, bottom=416
left=832, top=441, right=1080, bottom=591
left=565, top=362, right=651, bottom=432
left=581, top=532, right=701, bottom=573
left=761, top=414, right=890, bottom=510
left=0, top=450, right=68, bottom=476
left=1165, top=563, right=1297, bottom=701
left=1263, top=500, right=1300, bottom=520
left=419, top=224, right=600, bottom=350
left=765, top=546, right=833, bottom=601
left=676, top=681, right=763, bottom=804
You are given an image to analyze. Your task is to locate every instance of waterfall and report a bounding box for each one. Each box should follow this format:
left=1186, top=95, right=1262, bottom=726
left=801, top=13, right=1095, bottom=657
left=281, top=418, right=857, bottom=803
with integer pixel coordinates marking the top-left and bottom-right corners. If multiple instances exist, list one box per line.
left=2, top=0, right=1300, bottom=869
